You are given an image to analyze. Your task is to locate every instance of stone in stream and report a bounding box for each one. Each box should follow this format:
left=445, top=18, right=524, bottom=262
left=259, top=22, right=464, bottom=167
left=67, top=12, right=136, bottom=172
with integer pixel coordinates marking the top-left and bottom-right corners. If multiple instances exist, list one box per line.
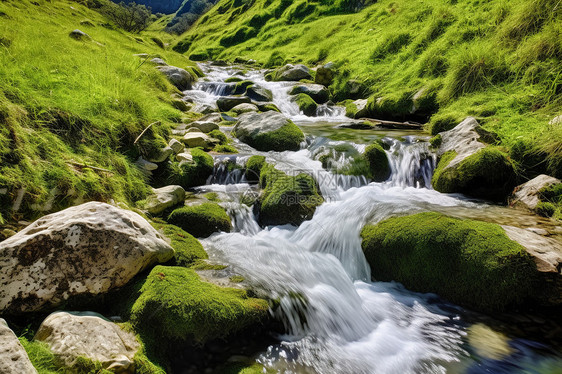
left=274, top=64, right=312, bottom=81
left=361, top=212, right=562, bottom=312
left=169, top=138, right=184, bottom=154
left=187, top=120, right=219, bottom=133
left=142, top=185, right=186, bottom=215
left=181, top=132, right=216, bottom=148
left=192, top=103, right=217, bottom=114
left=0, top=319, right=37, bottom=374
left=232, top=111, right=305, bottom=152
left=432, top=117, right=516, bottom=201
left=156, top=65, right=195, bottom=91
left=34, top=311, right=140, bottom=373
left=315, top=62, right=335, bottom=86
left=231, top=103, right=259, bottom=114
left=363, top=142, right=391, bottom=182
left=0, top=202, right=173, bottom=313
left=289, top=83, right=330, bottom=104
left=509, top=175, right=561, bottom=211
left=168, top=202, right=231, bottom=238
left=292, top=93, right=317, bottom=116
left=150, top=57, right=167, bottom=66
left=176, top=151, right=193, bottom=163
left=345, top=99, right=369, bottom=119
left=216, top=96, right=251, bottom=112
left=246, top=85, right=273, bottom=102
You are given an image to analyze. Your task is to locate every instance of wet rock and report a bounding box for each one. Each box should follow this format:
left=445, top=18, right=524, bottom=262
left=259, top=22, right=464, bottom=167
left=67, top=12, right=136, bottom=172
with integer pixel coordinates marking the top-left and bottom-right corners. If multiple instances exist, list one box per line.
left=199, top=113, right=223, bottom=124
left=216, top=96, right=251, bottom=112
left=292, top=93, right=317, bottom=116
left=432, top=117, right=515, bottom=201
left=188, top=121, right=219, bottom=133
left=233, top=111, right=305, bottom=152
left=0, top=202, right=173, bottom=313
left=231, top=103, right=259, bottom=114
left=35, top=311, right=139, bottom=373
left=289, top=83, right=329, bottom=104
left=246, top=85, right=273, bottom=102
left=69, top=29, right=90, bottom=40
left=257, top=102, right=281, bottom=113
left=182, top=132, right=214, bottom=148
left=0, top=319, right=37, bottom=374
left=171, top=98, right=190, bottom=111
left=315, top=62, right=335, bottom=86
left=169, top=138, right=184, bottom=154
left=192, top=103, right=217, bottom=114
left=275, top=64, right=312, bottom=81
left=348, top=99, right=369, bottom=119
left=147, top=146, right=173, bottom=163
left=156, top=65, right=195, bottom=91
left=143, top=185, right=185, bottom=215
left=509, top=175, right=561, bottom=211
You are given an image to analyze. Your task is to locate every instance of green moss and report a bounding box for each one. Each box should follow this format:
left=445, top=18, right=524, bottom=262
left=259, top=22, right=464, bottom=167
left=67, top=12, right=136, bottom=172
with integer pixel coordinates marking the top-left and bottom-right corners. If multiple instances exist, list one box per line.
left=361, top=212, right=538, bottom=312
left=130, top=266, right=269, bottom=343
left=432, top=147, right=516, bottom=201
left=428, top=113, right=462, bottom=135
left=214, top=144, right=238, bottom=153
left=19, top=338, right=59, bottom=374
left=204, top=192, right=220, bottom=202
left=536, top=202, right=556, bottom=217
left=209, top=129, right=228, bottom=145
left=343, top=99, right=358, bottom=118
left=165, top=148, right=214, bottom=188
left=245, top=155, right=266, bottom=182
left=258, top=103, right=281, bottom=112
left=366, top=91, right=414, bottom=121
left=363, top=143, right=391, bottom=182
left=233, top=80, right=255, bottom=94
left=225, top=77, right=244, bottom=83
left=216, top=362, right=271, bottom=374
left=153, top=222, right=208, bottom=267
left=293, top=93, right=317, bottom=116
left=230, top=275, right=245, bottom=283
left=240, top=120, right=305, bottom=152
left=429, top=134, right=442, bottom=148
left=167, top=203, right=231, bottom=238
left=259, top=166, right=323, bottom=226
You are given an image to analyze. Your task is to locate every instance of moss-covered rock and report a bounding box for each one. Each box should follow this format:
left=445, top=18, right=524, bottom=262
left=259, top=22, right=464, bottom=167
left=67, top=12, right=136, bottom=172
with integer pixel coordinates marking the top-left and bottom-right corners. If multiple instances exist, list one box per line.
left=361, top=212, right=538, bottom=312
left=167, top=202, right=231, bottom=238
left=258, top=165, right=323, bottom=226
left=429, top=134, right=442, bottom=148
left=292, top=93, right=317, bottom=116
left=432, top=147, right=516, bottom=201
left=366, top=92, right=413, bottom=121
left=165, top=148, right=214, bottom=189
left=363, top=143, right=391, bottom=182
left=130, top=266, right=269, bottom=343
left=233, top=112, right=305, bottom=152
left=152, top=222, right=208, bottom=267
left=233, top=80, right=254, bottom=95
left=245, top=155, right=266, bottom=182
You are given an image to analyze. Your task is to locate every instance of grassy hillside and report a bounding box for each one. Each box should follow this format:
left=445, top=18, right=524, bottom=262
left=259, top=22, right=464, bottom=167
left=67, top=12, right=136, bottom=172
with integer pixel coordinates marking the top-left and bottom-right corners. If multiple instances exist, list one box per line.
left=0, top=0, right=195, bottom=222
left=176, top=0, right=562, bottom=178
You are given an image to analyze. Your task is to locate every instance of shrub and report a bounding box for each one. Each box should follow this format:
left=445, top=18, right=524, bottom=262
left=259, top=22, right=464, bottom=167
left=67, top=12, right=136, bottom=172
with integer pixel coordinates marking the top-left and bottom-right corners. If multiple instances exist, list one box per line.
left=102, top=2, right=152, bottom=33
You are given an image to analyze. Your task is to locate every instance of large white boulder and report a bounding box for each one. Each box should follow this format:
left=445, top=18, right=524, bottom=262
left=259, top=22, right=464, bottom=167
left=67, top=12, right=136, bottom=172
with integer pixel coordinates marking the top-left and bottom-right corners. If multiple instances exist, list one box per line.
left=35, top=312, right=140, bottom=373
left=510, top=174, right=561, bottom=211
left=0, top=202, right=174, bottom=313
left=0, top=319, right=37, bottom=374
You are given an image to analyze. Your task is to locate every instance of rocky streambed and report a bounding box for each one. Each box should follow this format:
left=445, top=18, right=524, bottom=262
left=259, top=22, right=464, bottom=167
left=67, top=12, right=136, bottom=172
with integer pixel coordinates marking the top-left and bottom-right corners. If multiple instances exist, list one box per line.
left=1, top=61, right=561, bottom=374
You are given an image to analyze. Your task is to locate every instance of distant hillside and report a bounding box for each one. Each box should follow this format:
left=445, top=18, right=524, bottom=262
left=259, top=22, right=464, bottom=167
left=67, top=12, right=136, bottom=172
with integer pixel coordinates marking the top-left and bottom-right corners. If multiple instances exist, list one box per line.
left=118, top=0, right=185, bottom=14
left=176, top=0, right=562, bottom=177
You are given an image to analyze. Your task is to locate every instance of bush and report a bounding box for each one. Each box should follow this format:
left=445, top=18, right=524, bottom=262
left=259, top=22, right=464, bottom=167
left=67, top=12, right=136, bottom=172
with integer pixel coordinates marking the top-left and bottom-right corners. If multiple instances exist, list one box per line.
left=102, top=2, right=152, bottom=33
left=167, top=202, right=231, bottom=238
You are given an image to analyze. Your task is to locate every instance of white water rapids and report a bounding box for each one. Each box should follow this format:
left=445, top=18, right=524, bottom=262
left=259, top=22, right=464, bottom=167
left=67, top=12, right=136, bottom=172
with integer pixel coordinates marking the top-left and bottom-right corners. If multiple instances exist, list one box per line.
left=188, top=63, right=561, bottom=373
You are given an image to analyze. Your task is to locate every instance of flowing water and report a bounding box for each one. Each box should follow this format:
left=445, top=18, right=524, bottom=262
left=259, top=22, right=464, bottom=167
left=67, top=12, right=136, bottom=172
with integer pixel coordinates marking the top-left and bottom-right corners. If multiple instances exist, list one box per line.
left=189, top=64, right=562, bottom=373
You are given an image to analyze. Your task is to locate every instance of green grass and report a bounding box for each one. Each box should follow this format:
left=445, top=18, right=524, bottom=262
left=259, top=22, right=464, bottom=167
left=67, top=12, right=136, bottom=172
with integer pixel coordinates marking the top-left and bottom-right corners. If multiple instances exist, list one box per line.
left=0, top=0, right=198, bottom=222
left=176, top=0, right=562, bottom=177
left=361, top=212, right=538, bottom=312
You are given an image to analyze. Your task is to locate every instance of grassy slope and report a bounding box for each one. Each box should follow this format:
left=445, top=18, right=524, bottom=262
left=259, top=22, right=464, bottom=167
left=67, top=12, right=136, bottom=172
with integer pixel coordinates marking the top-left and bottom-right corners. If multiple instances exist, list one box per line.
left=177, top=0, right=562, bottom=177
left=0, top=0, right=196, bottom=222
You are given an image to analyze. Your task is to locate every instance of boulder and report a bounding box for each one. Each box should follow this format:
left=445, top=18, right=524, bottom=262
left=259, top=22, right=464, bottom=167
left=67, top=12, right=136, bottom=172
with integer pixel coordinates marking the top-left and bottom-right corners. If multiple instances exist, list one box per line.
left=233, top=111, right=305, bottom=152
left=34, top=312, right=140, bottom=373
left=171, top=98, right=190, bottom=111
left=156, top=65, right=194, bottom=91
left=0, top=319, right=37, bottom=374
left=345, top=99, right=369, bottom=119
left=257, top=102, right=281, bottom=113
left=361, top=212, right=548, bottom=312
left=246, top=85, right=273, bottom=102
left=69, top=29, right=90, bottom=40
left=146, top=146, right=173, bottom=163
left=509, top=175, right=561, bottom=211
left=150, top=57, right=167, bottom=66
left=432, top=117, right=515, bottom=201
left=169, top=138, right=184, bottom=154
left=344, top=79, right=366, bottom=99
left=198, top=113, right=223, bottom=124
left=168, top=202, right=231, bottom=238
left=216, top=96, right=251, bottom=112
left=166, top=148, right=214, bottom=188
left=231, top=103, right=259, bottom=114
left=289, top=84, right=329, bottom=104
left=549, top=115, right=562, bottom=125
left=182, top=132, right=214, bottom=148
left=176, top=152, right=193, bottom=163
left=314, top=62, right=335, bottom=86
left=188, top=121, right=219, bottom=133
left=143, top=185, right=185, bottom=215
left=192, top=103, right=217, bottom=114
left=135, top=157, right=158, bottom=173
left=0, top=202, right=173, bottom=313
left=275, top=64, right=312, bottom=81
left=363, top=143, right=391, bottom=182
left=292, top=93, right=317, bottom=116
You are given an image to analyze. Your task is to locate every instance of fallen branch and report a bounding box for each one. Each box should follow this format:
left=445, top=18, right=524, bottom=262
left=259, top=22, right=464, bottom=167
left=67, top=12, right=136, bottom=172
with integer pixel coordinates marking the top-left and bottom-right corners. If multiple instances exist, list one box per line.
left=359, top=117, right=424, bottom=130
left=67, top=161, right=114, bottom=175
left=134, top=122, right=158, bottom=145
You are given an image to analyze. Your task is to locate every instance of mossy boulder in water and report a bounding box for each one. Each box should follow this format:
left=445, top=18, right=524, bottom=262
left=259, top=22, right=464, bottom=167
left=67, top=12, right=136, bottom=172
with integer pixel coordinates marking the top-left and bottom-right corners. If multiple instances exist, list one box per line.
left=363, top=143, right=391, bottom=182
left=361, top=212, right=538, bottom=312
left=245, top=155, right=266, bottom=182
left=233, top=112, right=305, bottom=152
left=292, top=93, right=317, bottom=116
left=289, top=83, right=329, bottom=103
left=167, top=202, right=231, bottom=238
left=130, top=266, right=269, bottom=343
left=258, top=165, right=323, bottom=226
left=165, top=148, right=214, bottom=189
left=152, top=222, right=208, bottom=267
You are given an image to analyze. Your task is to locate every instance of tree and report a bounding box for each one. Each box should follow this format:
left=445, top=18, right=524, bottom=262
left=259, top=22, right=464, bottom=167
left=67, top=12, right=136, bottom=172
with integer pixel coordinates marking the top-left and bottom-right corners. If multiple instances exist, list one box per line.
left=103, top=2, right=152, bottom=33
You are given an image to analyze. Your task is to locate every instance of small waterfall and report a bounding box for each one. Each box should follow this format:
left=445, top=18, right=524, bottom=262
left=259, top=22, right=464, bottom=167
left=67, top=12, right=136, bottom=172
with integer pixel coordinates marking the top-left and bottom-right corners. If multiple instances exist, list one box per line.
left=316, top=103, right=346, bottom=117
left=223, top=201, right=261, bottom=236
left=194, top=81, right=234, bottom=96
left=386, top=137, right=437, bottom=188
left=208, top=156, right=248, bottom=185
